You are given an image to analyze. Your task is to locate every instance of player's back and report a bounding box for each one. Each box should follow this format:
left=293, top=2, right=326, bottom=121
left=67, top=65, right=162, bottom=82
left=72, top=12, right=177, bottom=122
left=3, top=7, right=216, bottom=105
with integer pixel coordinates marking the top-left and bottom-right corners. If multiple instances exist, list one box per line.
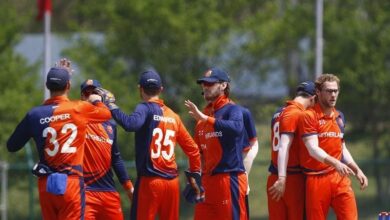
left=149, top=104, right=181, bottom=174
left=8, top=96, right=111, bottom=175
left=269, top=101, right=305, bottom=173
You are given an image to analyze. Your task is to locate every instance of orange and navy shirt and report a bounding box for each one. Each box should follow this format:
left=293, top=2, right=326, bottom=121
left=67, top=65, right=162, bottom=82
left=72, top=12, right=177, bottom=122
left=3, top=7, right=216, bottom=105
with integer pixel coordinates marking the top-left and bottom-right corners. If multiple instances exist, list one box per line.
left=299, top=103, right=345, bottom=174
left=269, top=100, right=305, bottom=174
left=83, top=120, right=132, bottom=192
left=111, top=98, right=201, bottom=179
left=7, top=96, right=111, bottom=175
left=194, top=95, right=245, bottom=175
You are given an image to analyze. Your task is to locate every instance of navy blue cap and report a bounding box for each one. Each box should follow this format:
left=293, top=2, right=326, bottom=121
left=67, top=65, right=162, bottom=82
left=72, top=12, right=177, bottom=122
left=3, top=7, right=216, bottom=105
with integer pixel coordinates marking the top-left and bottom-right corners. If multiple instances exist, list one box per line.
left=45, top=67, right=70, bottom=90
left=80, top=79, right=102, bottom=92
left=296, top=81, right=315, bottom=96
left=139, top=70, right=162, bottom=88
left=196, top=67, right=230, bottom=84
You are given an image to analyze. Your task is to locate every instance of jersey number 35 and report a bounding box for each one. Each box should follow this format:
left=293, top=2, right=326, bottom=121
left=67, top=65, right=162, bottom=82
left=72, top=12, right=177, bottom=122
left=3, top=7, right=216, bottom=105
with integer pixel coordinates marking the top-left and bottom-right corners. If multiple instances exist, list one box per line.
left=151, top=127, right=175, bottom=160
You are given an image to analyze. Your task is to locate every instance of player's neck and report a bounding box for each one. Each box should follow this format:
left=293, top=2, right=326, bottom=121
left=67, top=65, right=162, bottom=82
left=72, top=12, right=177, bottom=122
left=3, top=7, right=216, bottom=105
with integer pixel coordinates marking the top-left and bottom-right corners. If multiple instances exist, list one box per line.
left=319, top=102, right=333, bottom=116
left=143, top=95, right=160, bottom=102
left=50, top=90, right=68, bottom=99
left=294, top=96, right=309, bottom=109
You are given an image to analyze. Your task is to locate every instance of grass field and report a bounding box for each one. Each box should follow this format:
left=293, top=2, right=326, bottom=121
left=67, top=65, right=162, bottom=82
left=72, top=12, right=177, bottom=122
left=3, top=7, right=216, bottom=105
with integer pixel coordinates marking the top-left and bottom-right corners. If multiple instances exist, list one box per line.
left=5, top=162, right=386, bottom=220
left=3, top=124, right=388, bottom=219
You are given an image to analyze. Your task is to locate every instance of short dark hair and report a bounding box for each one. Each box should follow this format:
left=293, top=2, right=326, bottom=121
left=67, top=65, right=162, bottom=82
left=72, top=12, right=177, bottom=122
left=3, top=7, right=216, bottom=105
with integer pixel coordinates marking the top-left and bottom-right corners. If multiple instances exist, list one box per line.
left=143, top=86, right=161, bottom=96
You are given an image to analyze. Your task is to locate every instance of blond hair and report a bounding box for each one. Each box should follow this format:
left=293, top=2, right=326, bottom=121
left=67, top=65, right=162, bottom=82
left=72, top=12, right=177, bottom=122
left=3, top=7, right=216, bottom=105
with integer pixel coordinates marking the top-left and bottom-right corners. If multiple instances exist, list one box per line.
left=315, top=74, right=340, bottom=90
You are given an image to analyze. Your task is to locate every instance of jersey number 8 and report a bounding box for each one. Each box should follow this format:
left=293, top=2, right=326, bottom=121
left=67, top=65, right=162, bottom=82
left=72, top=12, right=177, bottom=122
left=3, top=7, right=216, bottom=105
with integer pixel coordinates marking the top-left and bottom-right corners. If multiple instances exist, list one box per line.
left=272, top=121, right=280, bottom=151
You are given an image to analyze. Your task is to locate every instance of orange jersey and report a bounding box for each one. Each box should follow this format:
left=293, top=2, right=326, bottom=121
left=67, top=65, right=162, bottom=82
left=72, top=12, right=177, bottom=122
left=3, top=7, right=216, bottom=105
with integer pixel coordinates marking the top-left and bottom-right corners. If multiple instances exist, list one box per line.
left=83, top=120, right=131, bottom=191
left=269, top=100, right=304, bottom=174
left=193, top=95, right=245, bottom=175
left=83, top=123, right=113, bottom=187
left=7, top=96, right=111, bottom=175
left=299, top=103, right=345, bottom=173
left=7, top=96, right=111, bottom=220
left=111, top=99, right=201, bottom=177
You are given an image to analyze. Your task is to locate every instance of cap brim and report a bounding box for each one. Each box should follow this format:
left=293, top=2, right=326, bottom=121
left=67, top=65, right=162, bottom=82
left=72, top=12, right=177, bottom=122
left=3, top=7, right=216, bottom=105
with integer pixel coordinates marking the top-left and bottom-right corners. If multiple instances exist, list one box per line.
left=196, top=77, right=219, bottom=84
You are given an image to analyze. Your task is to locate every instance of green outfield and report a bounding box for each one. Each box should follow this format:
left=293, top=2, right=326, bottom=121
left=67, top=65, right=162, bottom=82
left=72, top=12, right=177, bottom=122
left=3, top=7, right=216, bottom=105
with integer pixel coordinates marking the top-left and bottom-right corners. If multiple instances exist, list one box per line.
left=4, top=123, right=388, bottom=220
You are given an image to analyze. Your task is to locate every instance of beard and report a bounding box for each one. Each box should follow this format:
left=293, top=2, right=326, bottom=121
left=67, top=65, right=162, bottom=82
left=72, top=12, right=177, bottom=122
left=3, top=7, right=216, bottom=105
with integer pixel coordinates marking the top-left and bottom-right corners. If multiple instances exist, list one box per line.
left=203, top=91, right=221, bottom=102
left=319, top=97, right=337, bottom=108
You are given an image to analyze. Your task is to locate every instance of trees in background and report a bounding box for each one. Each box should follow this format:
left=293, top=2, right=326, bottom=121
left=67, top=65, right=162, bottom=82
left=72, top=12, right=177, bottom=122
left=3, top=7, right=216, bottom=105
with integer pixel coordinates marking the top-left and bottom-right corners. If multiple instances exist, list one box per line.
left=324, top=0, right=390, bottom=201
left=0, top=1, right=40, bottom=162
left=1, top=0, right=390, bottom=204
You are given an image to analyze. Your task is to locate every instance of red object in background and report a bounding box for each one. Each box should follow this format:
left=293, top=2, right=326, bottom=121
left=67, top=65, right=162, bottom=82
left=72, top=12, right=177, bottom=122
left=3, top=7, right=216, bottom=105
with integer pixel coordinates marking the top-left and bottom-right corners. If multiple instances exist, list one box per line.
left=36, top=0, right=52, bottom=20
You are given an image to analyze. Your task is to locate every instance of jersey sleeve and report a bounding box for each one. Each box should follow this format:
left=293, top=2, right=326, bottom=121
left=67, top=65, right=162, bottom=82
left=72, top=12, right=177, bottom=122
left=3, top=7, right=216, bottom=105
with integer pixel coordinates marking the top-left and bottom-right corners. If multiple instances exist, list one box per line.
left=242, top=107, right=257, bottom=140
left=75, top=101, right=111, bottom=123
left=110, top=123, right=131, bottom=187
left=176, top=117, right=201, bottom=172
left=299, top=110, right=318, bottom=137
left=279, top=108, right=300, bottom=135
left=111, top=104, right=149, bottom=132
left=7, top=113, right=31, bottom=152
left=207, top=105, right=244, bottom=136
left=336, top=110, right=346, bottom=141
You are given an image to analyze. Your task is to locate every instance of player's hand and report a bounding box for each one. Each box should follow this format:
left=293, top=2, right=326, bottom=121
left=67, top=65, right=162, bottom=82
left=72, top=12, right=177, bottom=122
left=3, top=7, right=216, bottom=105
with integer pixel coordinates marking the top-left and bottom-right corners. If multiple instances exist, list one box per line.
left=355, top=169, right=368, bottom=190
left=55, top=58, right=74, bottom=75
left=268, top=176, right=286, bottom=201
left=94, top=88, right=119, bottom=110
left=184, top=100, right=208, bottom=121
left=182, top=171, right=205, bottom=203
left=335, top=161, right=355, bottom=176
left=126, top=187, right=134, bottom=202
left=88, top=94, right=102, bottom=103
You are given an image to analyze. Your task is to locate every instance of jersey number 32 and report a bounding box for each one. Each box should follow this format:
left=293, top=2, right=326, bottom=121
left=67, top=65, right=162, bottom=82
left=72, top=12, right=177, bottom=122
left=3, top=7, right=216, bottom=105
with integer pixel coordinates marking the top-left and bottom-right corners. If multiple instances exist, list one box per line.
left=43, top=123, right=77, bottom=157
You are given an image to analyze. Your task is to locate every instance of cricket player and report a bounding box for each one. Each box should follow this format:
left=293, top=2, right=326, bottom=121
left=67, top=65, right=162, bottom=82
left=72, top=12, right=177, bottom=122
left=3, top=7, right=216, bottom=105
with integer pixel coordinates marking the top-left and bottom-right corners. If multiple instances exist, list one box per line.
left=80, top=79, right=134, bottom=220
left=267, top=81, right=316, bottom=220
left=299, top=74, right=368, bottom=220
left=98, top=70, right=202, bottom=220
left=6, top=59, right=111, bottom=220
left=185, top=67, right=248, bottom=220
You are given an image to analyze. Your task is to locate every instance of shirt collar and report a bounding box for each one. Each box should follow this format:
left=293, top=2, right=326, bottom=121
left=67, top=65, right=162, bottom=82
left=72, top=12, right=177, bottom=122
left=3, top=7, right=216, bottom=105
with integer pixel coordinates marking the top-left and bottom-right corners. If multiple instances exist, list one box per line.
left=148, top=98, right=165, bottom=107
left=286, top=100, right=305, bottom=111
left=313, top=103, right=339, bottom=119
left=44, top=96, right=70, bottom=105
left=204, top=95, right=230, bottom=116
